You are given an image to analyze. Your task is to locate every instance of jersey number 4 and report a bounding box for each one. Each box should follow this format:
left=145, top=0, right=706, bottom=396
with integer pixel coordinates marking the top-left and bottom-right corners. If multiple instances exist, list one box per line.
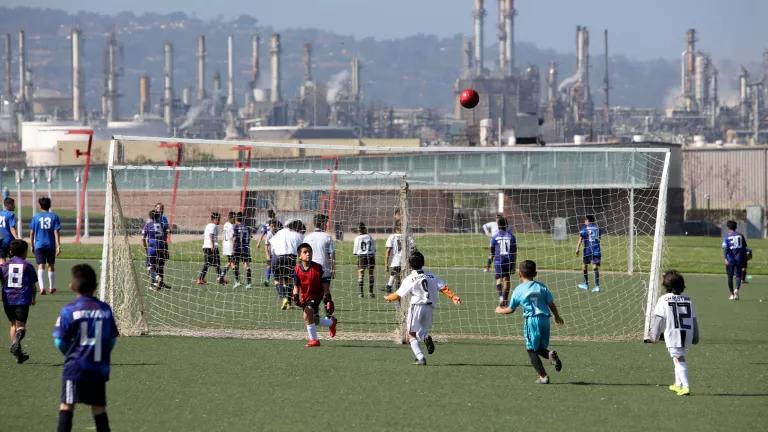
left=80, top=320, right=104, bottom=362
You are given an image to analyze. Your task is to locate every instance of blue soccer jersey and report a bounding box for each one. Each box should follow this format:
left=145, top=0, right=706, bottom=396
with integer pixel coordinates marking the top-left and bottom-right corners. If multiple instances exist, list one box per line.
left=722, top=231, right=748, bottom=264
left=0, top=210, right=17, bottom=248
left=509, top=280, right=554, bottom=318
left=1, top=257, right=37, bottom=306
left=30, top=211, right=61, bottom=250
left=52, top=296, right=119, bottom=381
left=580, top=223, right=601, bottom=256
left=490, top=230, right=517, bottom=263
left=233, top=223, right=252, bottom=255
left=142, top=220, right=168, bottom=254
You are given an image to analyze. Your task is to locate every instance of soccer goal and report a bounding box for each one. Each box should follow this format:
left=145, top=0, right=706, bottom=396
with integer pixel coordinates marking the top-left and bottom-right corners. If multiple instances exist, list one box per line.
left=101, top=137, right=669, bottom=342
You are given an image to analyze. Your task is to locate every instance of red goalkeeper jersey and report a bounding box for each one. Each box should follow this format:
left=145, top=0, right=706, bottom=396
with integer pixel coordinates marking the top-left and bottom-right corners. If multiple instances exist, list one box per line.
left=293, top=262, right=324, bottom=302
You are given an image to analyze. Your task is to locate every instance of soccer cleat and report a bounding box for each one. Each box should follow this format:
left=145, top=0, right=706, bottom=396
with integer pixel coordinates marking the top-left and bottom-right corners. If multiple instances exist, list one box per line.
left=262, top=280, right=270, bottom=287
left=591, top=286, right=601, bottom=293
left=425, top=336, right=435, bottom=355
left=549, top=351, right=562, bottom=372
left=329, top=317, right=338, bottom=338
left=413, top=358, right=427, bottom=366
left=9, top=341, right=19, bottom=356
left=39, top=289, right=46, bottom=296
left=244, top=284, right=253, bottom=290
left=676, top=387, right=690, bottom=396
left=305, top=339, right=321, bottom=347
left=358, top=293, right=364, bottom=298
left=728, top=294, right=735, bottom=300
left=280, top=298, right=290, bottom=310
left=233, top=281, right=242, bottom=289
left=15, top=351, right=29, bottom=364
left=48, top=288, right=56, bottom=294
left=577, top=283, right=589, bottom=290
left=150, top=282, right=160, bottom=291
left=733, top=289, right=740, bottom=300
left=669, top=384, right=682, bottom=393
left=535, top=376, right=550, bottom=384
left=195, top=279, right=207, bottom=285
left=369, top=292, right=376, bottom=299
left=217, top=277, right=228, bottom=285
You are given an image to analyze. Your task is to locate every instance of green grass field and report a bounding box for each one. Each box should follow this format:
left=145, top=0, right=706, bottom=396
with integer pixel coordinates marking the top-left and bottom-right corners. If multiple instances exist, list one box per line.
left=1, top=235, right=767, bottom=431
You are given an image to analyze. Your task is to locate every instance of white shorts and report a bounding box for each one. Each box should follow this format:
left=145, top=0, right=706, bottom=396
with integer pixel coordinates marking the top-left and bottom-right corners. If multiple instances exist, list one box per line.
left=223, top=244, right=233, bottom=256
left=406, top=304, right=433, bottom=341
left=667, top=347, right=689, bottom=358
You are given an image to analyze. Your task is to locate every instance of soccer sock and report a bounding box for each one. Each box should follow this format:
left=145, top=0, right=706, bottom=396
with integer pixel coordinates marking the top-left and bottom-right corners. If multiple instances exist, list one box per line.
left=727, top=275, right=734, bottom=293
left=233, top=267, right=240, bottom=282
left=535, top=347, right=550, bottom=359
left=495, top=283, right=502, bottom=298
left=14, top=328, right=25, bottom=344
left=215, top=266, right=223, bottom=278
left=306, top=324, right=318, bottom=341
left=149, top=267, right=157, bottom=281
left=222, top=266, right=230, bottom=276
left=677, top=361, right=689, bottom=388
left=37, top=269, right=45, bottom=290
left=527, top=350, right=547, bottom=377
left=387, top=275, right=395, bottom=292
left=57, top=410, right=73, bottom=432
left=358, top=279, right=364, bottom=295
left=594, top=269, right=600, bottom=287
left=369, top=276, right=375, bottom=293
left=672, top=363, right=682, bottom=386
left=486, top=258, right=492, bottom=269
left=583, top=269, right=589, bottom=285
left=410, top=339, right=424, bottom=361
left=274, top=283, right=283, bottom=298
left=736, top=277, right=742, bottom=290
left=93, top=412, right=110, bottom=432
left=246, top=268, right=252, bottom=284
left=319, top=317, right=333, bottom=327
left=265, top=266, right=271, bottom=280
left=199, top=263, right=209, bottom=280
left=48, top=271, right=55, bottom=290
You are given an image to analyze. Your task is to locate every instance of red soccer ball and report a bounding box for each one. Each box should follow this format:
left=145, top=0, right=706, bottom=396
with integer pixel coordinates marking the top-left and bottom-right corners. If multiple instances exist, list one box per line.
left=459, top=88, right=479, bottom=109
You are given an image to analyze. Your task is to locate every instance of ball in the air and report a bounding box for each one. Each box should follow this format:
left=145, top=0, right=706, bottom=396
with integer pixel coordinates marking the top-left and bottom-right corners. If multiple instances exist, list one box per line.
left=459, top=88, right=479, bottom=109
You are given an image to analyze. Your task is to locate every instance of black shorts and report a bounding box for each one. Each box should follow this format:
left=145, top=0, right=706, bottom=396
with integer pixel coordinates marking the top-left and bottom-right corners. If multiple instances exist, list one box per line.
left=726, top=262, right=745, bottom=279
left=3, top=304, right=29, bottom=323
left=225, top=255, right=235, bottom=264
left=234, top=252, right=252, bottom=264
left=357, top=255, right=375, bottom=269
left=302, top=297, right=323, bottom=315
left=34, top=248, right=56, bottom=265
left=0, top=245, right=10, bottom=259
left=203, top=248, right=221, bottom=267
left=61, top=378, right=107, bottom=406
left=582, top=255, right=601, bottom=265
left=389, top=266, right=401, bottom=276
left=273, top=255, right=296, bottom=280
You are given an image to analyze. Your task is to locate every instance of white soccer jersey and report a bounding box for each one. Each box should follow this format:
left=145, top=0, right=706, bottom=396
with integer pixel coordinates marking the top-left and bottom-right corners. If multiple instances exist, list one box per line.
left=202, top=223, right=219, bottom=249
left=482, top=221, right=499, bottom=237
left=304, top=231, right=335, bottom=272
left=264, top=230, right=276, bottom=255
left=353, top=234, right=376, bottom=256
left=269, top=228, right=304, bottom=256
left=222, top=222, right=234, bottom=256
left=653, top=293, right=697, bottom=349
left=385, top=234, right=414, bottom=268
left=396, top=269, right=446, bottom=307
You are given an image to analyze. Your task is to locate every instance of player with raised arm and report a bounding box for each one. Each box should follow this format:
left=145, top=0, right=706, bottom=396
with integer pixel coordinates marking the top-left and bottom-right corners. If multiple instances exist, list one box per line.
left=496, top=260, right=565, bottom=384
left=722, top=220, right=747, bottom=300
left=384, top=222, right=412, bottom=295
left=195, top=212, right=225, bottom=285
left=270, top=219, right=305, bottom=309
left=141, top=210, right=169, bottom=290
left=2, top=239, right=37, bottom=363
left=353, top=222, right=376, bottom=298
left=485, top=217, right=517, bottom=307
left=481, top=214, right=502, bottom=272
left=576, top=215, right=602, bottom=293
left=304, top=214, right=335, bottom=293
left=53, top=264, right=119, bottom=432
left=645, top=270, right=699, bottom=396
left=221, top=211, right=236, bottom=282
left=0, top=197, right=18, bottom=264
left=232, top=212, right=253, bottom=289
left=29, top=197, right=61, bottom=295
left=385, top=251, right=461, bottom=365
left=292, top=243, right=337, bottom=347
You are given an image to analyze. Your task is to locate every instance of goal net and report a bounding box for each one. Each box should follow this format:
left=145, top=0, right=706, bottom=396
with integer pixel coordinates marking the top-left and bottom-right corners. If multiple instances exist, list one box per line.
left=102, top=138, right=669, bottom=342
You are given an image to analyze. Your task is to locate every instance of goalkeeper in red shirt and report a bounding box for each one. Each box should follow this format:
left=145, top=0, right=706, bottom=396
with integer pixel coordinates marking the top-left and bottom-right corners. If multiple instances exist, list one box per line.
left=293, top=243, right=338, bottom=347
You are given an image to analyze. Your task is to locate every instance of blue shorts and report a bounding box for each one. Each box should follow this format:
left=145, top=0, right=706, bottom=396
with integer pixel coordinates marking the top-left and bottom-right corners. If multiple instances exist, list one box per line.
left=494, top=259, right=515, bottom=279
left=583, top=254, right=601, bottom=265
left=523, top=315, right=551, bottom=351
left=0, top=244, right=10, bottom=259
left=34, top=248, right=56, bottom=265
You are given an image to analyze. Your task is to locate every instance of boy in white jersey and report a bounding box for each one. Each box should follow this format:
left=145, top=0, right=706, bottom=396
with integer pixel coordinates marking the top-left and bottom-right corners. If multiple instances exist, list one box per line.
left=384, top=223, right=412, bottom=294
left=353, top=223, right=376, bottom=298
left=645, top=270, right=700, bottom=396
left=385, top=251, right=461, bottom=365
left=221, top=211, right=236, bottom=282
left=303, top=214, right=335, bottom=293
left=195, top=212, right=225, bottom=285
left=263, top=219, right=280, bottom=287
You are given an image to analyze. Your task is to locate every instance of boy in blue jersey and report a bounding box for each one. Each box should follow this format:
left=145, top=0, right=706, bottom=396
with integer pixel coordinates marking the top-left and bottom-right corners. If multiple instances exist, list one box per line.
left=722, top=220, right=747, bottom=300
left=576, top=215, right=602, bottom=292
left=496, top=260, right=564, bottom=384
left=29, top=197, right=62, bottom=295
left=53, top=264, right=118, bottom=432
left=0, top=197, right=19, bottom=264
left=485, top=217, right=517, bottom=307
left=232, top=211, right=253, bottom=289
left=2, top=239, right=38, bottom=363
left=142, top=210, right=170, bottom=290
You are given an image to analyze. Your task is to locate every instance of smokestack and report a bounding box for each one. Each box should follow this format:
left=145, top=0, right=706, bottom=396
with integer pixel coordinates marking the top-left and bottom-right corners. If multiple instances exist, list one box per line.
left=24, top=68, right=32, bottom=106
left=462, top=38, right=474, bottom=78
left=303, top=42, right=312, bottom=82
left=182, top=87, right=191, bottom=106
left=351, top=57, right=361, bottom=102
left=695, top=53, right=710, bottom=110
left=71, top=29, right=83, bottom=122
left=139, top=74, right=150, bottom=116
left=105, top=33, right=119, bottom=121
left=3, top=34, right=10, bottom=100
left=763, top=50, right=768, bottom=102
left=226, top=35, right=235, bottom=106
left=213, top=71, right=221, bottom=94
left=473, top=0, right=485, bottom=76
left=504, top=0, right=515, bottom=76
left=163, top=42, right=174, bottom=133
left=270, top=33, right=281, bottom=103
left=739, top=67, right=749, bottom=126
left=251, top=34, right=260, bottom=88
left=711, top=67, right=718, bottom=128
left=497, top=0, right=506, bottom=74
left=683, top=29, right=696, bottom=111
left=547, top=62, right=558, bottom=103
left=196, top=35, right=206, bottom=101
left=603, top=29, right=610, bottom=131
left=18, top=30, right=25, bottom=102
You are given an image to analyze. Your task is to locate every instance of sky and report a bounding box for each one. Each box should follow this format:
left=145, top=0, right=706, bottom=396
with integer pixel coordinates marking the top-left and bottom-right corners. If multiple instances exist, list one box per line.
left=5, top=0, right=767, bottom=64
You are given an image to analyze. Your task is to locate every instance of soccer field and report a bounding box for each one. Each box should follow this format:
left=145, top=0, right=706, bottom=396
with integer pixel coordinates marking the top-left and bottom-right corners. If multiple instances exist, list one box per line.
left=1, top=259, right=767, bottom=431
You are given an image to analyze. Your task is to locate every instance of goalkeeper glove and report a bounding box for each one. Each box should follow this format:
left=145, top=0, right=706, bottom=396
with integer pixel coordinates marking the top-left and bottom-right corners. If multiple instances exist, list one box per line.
left=293, top=293, right=301, bottom=307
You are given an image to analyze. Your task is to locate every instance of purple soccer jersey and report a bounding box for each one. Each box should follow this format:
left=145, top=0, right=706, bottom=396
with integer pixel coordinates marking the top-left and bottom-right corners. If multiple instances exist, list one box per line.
left=1, top=257, right=38, bottom=306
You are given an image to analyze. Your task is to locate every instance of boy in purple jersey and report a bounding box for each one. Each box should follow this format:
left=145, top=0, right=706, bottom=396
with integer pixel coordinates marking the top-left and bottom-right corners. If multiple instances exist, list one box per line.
left=142, top=210, right=170, bottom=290
left=0, top=197, right=19, bottom=264
left=485, top=217, right=517, bottom=307
left=576, top=215, right=602, bottom=293
left=2, top=239, right=38, bottom=363
left=232, top=211, right=253, bottom=289
left=722, top=220, right=748, bottom=300
left=53, top=264, right=118, bottom=432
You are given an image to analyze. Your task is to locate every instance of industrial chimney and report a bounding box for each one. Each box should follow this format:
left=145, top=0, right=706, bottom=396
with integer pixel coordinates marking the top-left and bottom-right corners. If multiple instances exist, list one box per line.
left=105, top=33, right=119, bottom=121
left=163, top=42, right=174, bottom=133
left=351, top=57, right=361, bottom=102
left=462, top=38, right=474, bottom=78
left=3, top=34, right=10, bottom=100
left=270, top=34, right=281, bottom=103
left=683, top=29, right=697, bottom=111
left=504, top=0, right=515, bottom=76
left=18, top=30, right=25, bottom=102
left=197, top=35, right=206, bottom=101
left=138, top=74, right=150, bottom=116
left=303, top=42, right=312, bottom=82
left=251, top=34, right=260, bottom=88
left=473, top=0, right=485, bottom=76
left=497, top=0, right=507, bottom=75
left=71, top=29, right=83, bottom=122
left=226, top=35, right=235, bottom=107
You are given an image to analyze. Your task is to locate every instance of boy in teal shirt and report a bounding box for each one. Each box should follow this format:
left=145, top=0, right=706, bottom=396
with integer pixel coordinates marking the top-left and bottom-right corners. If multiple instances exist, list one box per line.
left=496, top=260, right=565, bottom=384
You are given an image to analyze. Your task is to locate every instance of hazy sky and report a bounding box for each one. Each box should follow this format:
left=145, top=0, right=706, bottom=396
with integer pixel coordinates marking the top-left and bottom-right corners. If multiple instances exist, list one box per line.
left=5, top=0, right=767, bottom=63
